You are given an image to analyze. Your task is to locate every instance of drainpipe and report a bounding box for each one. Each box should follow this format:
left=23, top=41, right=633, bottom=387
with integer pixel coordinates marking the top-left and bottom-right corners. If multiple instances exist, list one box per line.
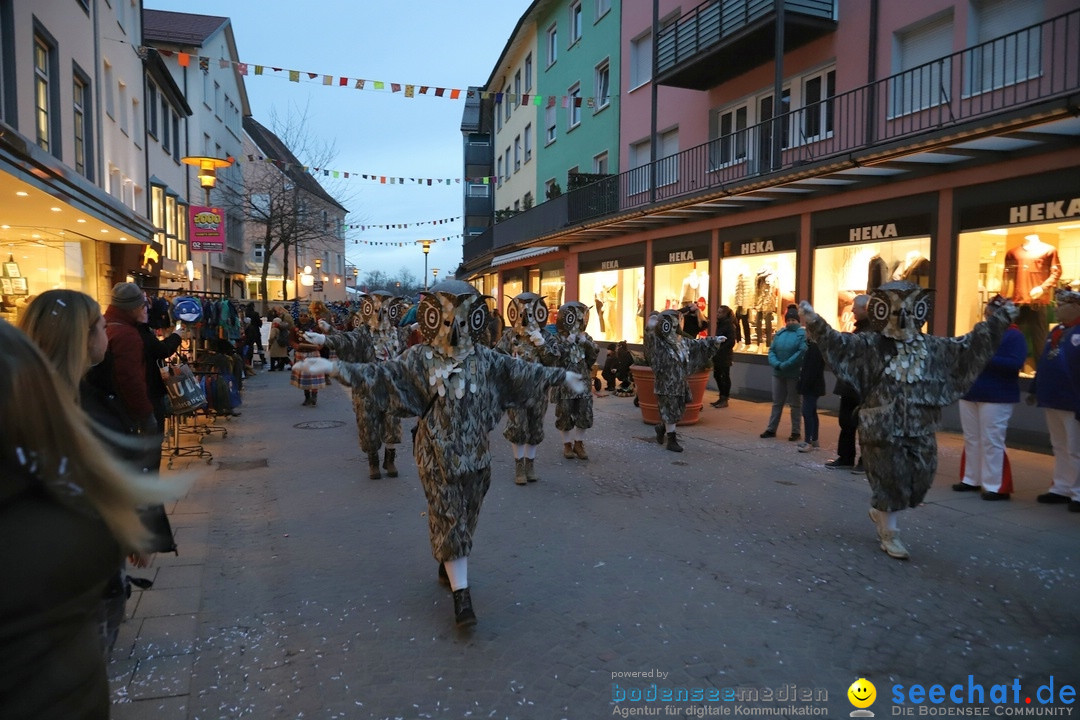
left=866, top=0, right=879, bottom=143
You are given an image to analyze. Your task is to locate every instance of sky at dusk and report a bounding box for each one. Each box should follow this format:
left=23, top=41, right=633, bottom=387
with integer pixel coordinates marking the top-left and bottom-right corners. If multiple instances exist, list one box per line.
left=144, top=0, right=533, bottom=286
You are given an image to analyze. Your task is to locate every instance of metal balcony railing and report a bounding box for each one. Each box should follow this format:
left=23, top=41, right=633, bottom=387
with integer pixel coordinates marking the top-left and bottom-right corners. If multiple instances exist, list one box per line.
left=575, top=9, right=1079, bottom=223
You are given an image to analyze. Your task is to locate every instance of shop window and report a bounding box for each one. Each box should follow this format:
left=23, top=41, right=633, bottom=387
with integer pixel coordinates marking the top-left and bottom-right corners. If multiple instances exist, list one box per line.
left=956, top=220, right=1079, bottom=374
left=812, top=238, right=931, bottom=334
left=541, top=268, right=564, bottom=312
left=580, top=267, right=646, bottom=343
left=654, top=262, right=710, bottom=334
left=721, top=252, right=797, bottom=354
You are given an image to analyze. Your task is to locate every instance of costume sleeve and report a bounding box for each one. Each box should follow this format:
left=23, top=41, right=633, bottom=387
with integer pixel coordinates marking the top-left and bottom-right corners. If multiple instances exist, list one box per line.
left=325, top=327, right=375, bottom=363
left=581, top=334, right=600, bottom=369
left=487, top=350, right=567, bottom=409
left=686, top=336, right=724, bottom=375
left=494, top=331, right=514, bottom=356
left=804, top=311, right=867, bottom=395
left=938, top=307, right=1011, bottom=402
left=333, top=349, right=428, bottom=417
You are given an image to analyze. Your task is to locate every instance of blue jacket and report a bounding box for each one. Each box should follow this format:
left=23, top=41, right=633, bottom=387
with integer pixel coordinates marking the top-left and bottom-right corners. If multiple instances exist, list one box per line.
left=962, top=326, right=1027, bottom=404
left=768, top=322, right=807, bottom=379
left=1032, top=322, right=1080, bottom=411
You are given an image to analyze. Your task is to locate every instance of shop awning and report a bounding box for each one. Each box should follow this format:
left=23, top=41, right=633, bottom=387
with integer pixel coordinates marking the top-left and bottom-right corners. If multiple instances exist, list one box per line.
left=490, top=245, right=561, bottom=266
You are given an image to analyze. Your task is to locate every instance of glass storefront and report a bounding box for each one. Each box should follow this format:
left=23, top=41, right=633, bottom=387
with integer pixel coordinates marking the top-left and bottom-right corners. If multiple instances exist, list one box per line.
left=538, top=265, right=565, bottom=313
left=957, top=187, right=1080, bottom=373
left=720, top=232, right=797, bottom=354
left=0, top=238, right=98, bottom=324
left=579, top=246, right=645, bottom=343
left=652, top=233, right=711, bottom=336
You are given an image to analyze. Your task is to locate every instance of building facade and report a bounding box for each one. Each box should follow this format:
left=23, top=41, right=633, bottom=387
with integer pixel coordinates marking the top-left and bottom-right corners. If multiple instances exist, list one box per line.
left=462, top=0, right=1080, bottom=442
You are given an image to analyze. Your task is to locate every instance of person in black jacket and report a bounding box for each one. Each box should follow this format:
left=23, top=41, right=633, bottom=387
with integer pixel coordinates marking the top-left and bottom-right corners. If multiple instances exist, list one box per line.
left=601, top=340, right=634, bottom=392
left=711, top=305, right=737, bottom=408
left=825, top=295, right=871, bottom=470
left=796, top=336, right=827, bottom=452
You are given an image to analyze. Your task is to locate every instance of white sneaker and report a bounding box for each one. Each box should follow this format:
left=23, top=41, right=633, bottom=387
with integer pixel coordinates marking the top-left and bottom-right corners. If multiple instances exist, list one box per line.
left=879, top=530, right=910, bottom=560
left=797, top=441, right=812, bottom=453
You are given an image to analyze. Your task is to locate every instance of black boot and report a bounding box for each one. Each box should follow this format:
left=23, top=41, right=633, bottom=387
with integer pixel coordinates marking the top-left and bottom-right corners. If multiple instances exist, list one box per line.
left=303, top=390, right=312, bottom=406
left=666, top=432, right=683, bottom=453
left=310, top=391, right=317, bottom=406
left=383, top=447, right=398, bottom=477
left=655, top=423, right=666, bottom=444
left=452, top=587, right=476, bottom=627
left=367, top=452, right=382, bottom=480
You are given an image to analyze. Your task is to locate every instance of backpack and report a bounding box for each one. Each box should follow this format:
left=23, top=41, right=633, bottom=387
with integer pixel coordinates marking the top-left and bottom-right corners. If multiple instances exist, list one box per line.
left=275, top=327, right=290, bottom=348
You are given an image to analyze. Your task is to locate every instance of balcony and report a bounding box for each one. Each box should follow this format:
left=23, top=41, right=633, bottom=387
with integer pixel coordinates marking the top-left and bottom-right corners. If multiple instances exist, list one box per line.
left=461, top=9, right=1080, bottom=266
left=655, top=0, right=837, bottom=90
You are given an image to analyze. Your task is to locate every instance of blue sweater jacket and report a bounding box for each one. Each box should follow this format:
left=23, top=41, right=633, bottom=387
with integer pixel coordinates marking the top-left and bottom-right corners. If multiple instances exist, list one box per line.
left=1033, top=322, right=1080, bottom=412
left=768, top=323, right=807, bottom=379
left=962, top=326, right=1027, bottom=404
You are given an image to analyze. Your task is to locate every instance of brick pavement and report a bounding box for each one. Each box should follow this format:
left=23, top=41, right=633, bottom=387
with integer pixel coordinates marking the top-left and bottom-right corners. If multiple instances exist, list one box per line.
left=108, top=369, right=1080, bottom=719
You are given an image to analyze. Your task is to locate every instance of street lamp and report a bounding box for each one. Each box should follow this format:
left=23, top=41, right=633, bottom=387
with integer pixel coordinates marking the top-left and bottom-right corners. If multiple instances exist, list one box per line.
left=314, top=258, right=322, bottom=300
left=181, top=155, right=233, bottom=293
left=418, top=239, right=432, bottom=289
left=431, top=267, right=439, bottom=286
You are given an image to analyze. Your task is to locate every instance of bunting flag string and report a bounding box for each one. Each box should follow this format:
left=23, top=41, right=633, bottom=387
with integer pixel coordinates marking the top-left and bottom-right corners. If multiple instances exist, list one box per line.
left=345, top=216, right=461, bottom=232
left=145, top=47, right=612, bottom=108
left=243, top=152, right=495, bottom=187
left=350, top=233, right=463, bottom=247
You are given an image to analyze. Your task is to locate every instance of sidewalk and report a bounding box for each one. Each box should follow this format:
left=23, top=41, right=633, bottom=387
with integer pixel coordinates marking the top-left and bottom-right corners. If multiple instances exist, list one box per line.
left=107, top=368, right=1079, bottom=719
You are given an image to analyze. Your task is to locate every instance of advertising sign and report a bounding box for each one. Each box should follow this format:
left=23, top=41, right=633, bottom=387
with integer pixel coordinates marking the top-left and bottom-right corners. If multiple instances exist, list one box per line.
left=189, top=206, right=226, bottom=252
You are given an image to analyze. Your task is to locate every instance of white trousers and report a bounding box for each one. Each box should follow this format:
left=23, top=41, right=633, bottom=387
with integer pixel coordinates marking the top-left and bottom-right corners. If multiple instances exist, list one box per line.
left=958, top=400, right=1014, bottom=493
left=1043, top=408, right=1080, bottom=499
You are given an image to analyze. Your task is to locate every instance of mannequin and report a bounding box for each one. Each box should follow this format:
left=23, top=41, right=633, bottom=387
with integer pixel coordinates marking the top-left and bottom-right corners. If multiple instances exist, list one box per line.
left=753, top=266, right=777, bottom=349
left=680, top=265, right=703, bottom=304
left=1003, top=234, right=1062, bottom=372
left=734, top=271, right=751, bottom=346
left=867, top=254, right=890, bottom=292
left=892, top=251, right=931, bottom=288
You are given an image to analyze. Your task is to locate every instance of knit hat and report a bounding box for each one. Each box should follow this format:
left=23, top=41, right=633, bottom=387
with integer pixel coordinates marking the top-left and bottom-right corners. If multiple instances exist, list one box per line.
left=111, top=282, right=145, bottom=311
left=784, top=303, right=800, bottom=321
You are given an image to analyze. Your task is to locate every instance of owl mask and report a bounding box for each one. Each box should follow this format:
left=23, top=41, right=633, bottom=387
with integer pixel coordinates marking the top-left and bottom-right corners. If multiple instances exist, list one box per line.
left=505, top=292, right=549, bottom=334
left=416, top=279, right=492, bottom=356
left=653, top=309, right=684, bottom=345
left=867, top=281, right=933, bottom=342
left=359, top=291, right=394, bottom=332
left=556, top=301, right=590, bottom=336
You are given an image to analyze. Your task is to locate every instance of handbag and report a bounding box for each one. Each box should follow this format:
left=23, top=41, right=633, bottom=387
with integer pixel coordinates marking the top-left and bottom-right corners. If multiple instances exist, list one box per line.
left=161, top=363, right=208, bottom=415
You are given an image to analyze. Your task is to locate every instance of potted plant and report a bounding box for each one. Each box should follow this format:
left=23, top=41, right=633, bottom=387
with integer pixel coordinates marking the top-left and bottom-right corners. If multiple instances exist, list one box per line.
left=630, top=352, right=711, bottom=426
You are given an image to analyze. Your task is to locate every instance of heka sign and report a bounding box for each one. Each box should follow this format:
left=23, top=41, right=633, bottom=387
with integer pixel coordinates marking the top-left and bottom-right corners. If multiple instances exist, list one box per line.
left=189, top=206, right=226, bottom=252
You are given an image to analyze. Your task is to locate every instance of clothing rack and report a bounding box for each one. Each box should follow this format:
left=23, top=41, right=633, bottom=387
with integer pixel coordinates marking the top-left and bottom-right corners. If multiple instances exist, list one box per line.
left=163, top=411, right=213, bottom=468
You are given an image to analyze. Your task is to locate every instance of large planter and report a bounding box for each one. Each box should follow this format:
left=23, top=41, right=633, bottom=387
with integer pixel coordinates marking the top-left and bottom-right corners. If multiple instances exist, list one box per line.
left=630, top=365, right=711, bottom=426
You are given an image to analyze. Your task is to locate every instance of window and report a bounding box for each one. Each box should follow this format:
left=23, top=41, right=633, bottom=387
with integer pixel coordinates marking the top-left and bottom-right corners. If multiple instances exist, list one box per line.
left=33, top=35, right=51, bottom=151
left=514, top=70, right=521, bottom=106
left=147, top=82, right=158, bottom=138
left=514, top=199, right=520, bottom=212
left=891, top=12, right=954, bottom=116
left=254, top=243, right=265, bottom=261
left=595, top=60, right=610, bottom=109
left=202, top=68, right=211, bottom=108
left=171, top=112, right=180, bottom=162
left=629, top=139, right=650, bottom=194
left=545, top=102, right=557, bottom=143
left=757, top=89, right=790, bottom=172
left=965, top=0, right=1042, bottom=95
left=568, top=83, right=581, bottom=128
left=104, top=61, right=115, bottom=117
left=594, top=151, right=608, bottom=174
left=570, top=2, right=583, bottom=44
left=657, top=128, right=679, bottom=187
left=118, top=81, right=128, bottom=134
left=467, top=183, right=490, bottom=197
left=514, top=136, right=521, bottom=171
left=497, top=155, right=503, bottom=184
left=524, top=54, right=533, bottom=91
left=131, top=96, right=141, bottom=146
left=213, top=81, right=220, bottom=118
left=545, top=178, right=558, bottom=199
left=73, top=69, right=93, bottom=178
left=547, top=24, right=558, bottom=66
left=524, top=123, right=532, bottom=162
left=504, top=84, right=511, bottom=121
left=801, top=69, right=835, bottom=142
left=152, top=184, right=165, bottom=252
left=161, top=98, right=170, bottom=153
left=630, top=31, right=652, bottom=89
left=710, top=104, right=748, bottom=168
left=496, top=95, right=502, bottom=132
left=505, top=146, right=511, bottom=179
left=596, top=0, right=611, bottom=19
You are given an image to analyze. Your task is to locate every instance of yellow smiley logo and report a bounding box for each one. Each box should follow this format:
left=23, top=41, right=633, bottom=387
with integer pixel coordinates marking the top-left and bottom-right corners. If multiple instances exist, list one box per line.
left=848, top=678, right=877, bottom=709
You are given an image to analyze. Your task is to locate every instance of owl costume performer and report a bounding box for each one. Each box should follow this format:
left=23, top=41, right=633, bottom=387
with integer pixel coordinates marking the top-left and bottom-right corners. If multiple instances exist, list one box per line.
left=800, top=281, right=1014, bottom=560
left=495, top=292, right=562, bottom=485
left=294, top=280, right=583, bottom=627
left=644, top=310, right=726, bottom=452
left=550, top=301, right=600, bottom=460
left=308, top=291, right=411, bottom=480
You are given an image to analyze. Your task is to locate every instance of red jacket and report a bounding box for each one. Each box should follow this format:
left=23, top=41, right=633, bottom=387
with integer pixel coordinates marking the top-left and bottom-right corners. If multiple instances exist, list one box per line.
left=104, top=305, right=153, bottom=421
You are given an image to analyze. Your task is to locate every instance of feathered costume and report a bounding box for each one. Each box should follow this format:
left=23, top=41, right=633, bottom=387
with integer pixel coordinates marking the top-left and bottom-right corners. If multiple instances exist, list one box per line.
left=549, top=301, right=599, bottom=459
left=800, top=282, right=1013, bottom=559
left=326, top=280, right=574, bottom=626
left=322, top=291, right=410, bottom=478
left=495, top=293, right=561, bottom=484
left=644, top=309, right=725, bottom=451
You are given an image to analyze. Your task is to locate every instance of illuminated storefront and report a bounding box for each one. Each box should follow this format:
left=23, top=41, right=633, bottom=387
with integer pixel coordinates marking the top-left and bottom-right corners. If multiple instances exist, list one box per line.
left=651, top=233, right=711, bottom=334
left=578, top=246, right=645, bottom=343
left=719, top=222, right=797, bottom=355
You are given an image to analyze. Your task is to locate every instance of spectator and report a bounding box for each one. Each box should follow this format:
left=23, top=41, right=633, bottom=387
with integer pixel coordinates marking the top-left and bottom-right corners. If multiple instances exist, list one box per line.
left=826, top=295, right=871, bottom=471
left=711, top=305, right=737, bottom=408
left=761, top=304, right=807, bottom=441
left=953, top=297, right=1027, bottom=501
left=796, top=336, right=826, bottom=452
left=601, top=340, right=633, bottom=392
left=267, top=318, right=290, bottom=371
left=98, top=283, right=158, bottom=439
left=0, top=318, right=183, bottom=718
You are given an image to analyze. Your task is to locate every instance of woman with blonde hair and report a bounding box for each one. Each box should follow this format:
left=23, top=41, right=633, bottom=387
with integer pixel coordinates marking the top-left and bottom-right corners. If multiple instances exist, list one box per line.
left=0, top=318, right=187, bottom=718
left=17, top=289, right=107, bottom=396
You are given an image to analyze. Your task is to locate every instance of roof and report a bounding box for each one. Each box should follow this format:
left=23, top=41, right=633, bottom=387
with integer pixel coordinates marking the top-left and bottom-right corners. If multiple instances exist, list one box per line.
left=142, top=9, right=229, bottom=47
left=242, top=115, right=348, bottom=214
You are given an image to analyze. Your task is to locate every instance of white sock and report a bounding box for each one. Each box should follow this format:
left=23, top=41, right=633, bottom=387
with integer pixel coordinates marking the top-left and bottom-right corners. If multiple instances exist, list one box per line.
left=524, top=444, right=536, bottom=459
left=562, top=430, right=572, bottom=444
left=575, top=428, right=586, bottom=442
left=444, top=557, right=468, bottom=591
left=886, top=511, right=899, bottom=531
left=511, top=443, right=522, bottom=459
left=665, top=423, right=676, bottom=433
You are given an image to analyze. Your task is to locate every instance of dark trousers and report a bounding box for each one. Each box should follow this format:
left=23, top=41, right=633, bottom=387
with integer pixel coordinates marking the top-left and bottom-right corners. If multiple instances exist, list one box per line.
left=735, top=308, right=751, bottom=344
left=837, top=393, right=859, bottom=464
left=801, top=395, right=820, bottom=443
left=713, top=363, right=732, bottom=398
